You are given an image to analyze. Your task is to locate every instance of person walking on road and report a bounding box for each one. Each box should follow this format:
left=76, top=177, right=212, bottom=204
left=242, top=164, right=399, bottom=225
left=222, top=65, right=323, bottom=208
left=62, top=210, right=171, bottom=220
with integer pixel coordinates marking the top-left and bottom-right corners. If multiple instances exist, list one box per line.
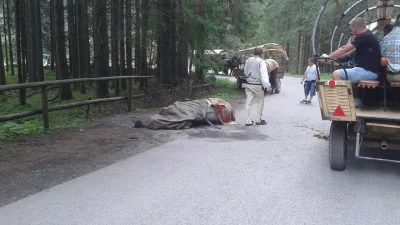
left=244, top=47, right=271, bottom=126
left=300, top=58, right=318, bottom=104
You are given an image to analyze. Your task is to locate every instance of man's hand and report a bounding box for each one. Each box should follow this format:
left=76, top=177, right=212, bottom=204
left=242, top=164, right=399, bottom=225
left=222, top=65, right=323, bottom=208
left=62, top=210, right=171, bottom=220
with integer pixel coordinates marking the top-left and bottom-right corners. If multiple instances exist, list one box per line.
left=318, top=54, right=329, bottom=64
left=266, top=87, right=273, bottom=95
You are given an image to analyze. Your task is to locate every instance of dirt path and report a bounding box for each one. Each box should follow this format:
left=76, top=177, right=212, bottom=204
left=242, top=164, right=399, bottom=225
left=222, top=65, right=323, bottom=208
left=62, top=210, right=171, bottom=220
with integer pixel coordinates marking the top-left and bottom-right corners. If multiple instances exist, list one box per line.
left=0, top=96, right=245, bottom=207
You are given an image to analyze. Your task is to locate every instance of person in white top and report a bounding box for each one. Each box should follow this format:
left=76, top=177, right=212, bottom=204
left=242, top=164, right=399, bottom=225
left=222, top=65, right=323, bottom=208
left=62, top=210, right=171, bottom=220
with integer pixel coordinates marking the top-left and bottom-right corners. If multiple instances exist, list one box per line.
left=300, top=58, right=318, bottom=104
left=243, top=47, right=271, bottom=126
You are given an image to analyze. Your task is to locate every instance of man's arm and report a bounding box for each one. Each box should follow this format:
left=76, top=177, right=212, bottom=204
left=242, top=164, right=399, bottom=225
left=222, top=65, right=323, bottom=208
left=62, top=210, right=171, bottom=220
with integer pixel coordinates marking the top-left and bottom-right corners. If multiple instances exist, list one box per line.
left=319, top=43, right=355, bottom=63
left=259, top=60, right=271, bottom=89
left=329, top=43, right=355, bottom=59
left=341, top=48, right=356, bottom=58
left=301, top=71, right=306, bottom=83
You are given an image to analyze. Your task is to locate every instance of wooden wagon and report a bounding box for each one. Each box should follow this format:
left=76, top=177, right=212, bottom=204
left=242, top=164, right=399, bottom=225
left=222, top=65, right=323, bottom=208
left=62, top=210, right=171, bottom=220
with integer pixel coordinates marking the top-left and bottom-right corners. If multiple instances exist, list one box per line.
left=231, top=43, right=289, bottom=94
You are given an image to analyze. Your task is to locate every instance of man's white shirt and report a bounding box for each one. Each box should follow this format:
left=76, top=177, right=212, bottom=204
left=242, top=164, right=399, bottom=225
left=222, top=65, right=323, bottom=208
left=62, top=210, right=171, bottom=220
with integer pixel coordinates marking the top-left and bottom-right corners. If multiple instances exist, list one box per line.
left=244, top=56, right=271, bottom=89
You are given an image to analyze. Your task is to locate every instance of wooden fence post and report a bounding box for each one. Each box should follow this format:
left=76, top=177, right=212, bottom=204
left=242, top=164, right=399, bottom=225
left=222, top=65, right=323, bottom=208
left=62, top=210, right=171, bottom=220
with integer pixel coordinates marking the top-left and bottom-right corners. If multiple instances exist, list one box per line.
left=41, top=86, right=49, bottom=130
left=127, top=78, right=133, bottom=112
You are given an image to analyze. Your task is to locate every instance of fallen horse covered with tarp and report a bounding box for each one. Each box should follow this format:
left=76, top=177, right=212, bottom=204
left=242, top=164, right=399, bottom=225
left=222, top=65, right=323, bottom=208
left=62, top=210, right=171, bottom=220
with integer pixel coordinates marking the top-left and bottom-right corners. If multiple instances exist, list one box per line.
left=134, top=98, right=236, bottom=129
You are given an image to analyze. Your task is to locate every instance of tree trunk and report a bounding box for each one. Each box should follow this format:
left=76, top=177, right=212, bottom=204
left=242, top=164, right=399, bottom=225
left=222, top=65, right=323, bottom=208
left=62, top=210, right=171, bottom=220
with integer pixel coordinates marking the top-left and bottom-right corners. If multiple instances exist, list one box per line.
left=76, top=0, right=88, bottom=93
left=25, top=0, right=38, bottom=82
left=68, top=0, right=79, bottom=88
left=298, top=35, right=306, bottom=75
left=119, top=0, right=126, bottom=90
left=3, top=0, right=9, bottom=73
left=176, top=0, right=189, bottom=79
left=125, top=0, right=133, bottom=76
left=170, top=0, right=177, bottom=83
left=50, top=0, right=56, bottom=71
left=35, top=0, right=44, bottom=81
left=285, top=17, right=291, bottom=72
left=195, top=2, right=206, bottom=82
left=55, top=0, right=73, bottom=99
left=139, top=0, right=149, bottom=89
left=91, top=0, right=96, bottom=72
left=155, top=33, right=161, bottom=83
left=296, top=32, right=301, bottom=74
left=189, top=48, right=194, bottom=73
left=20, top=0, right=27, bottom=85
left=15, top=0, right=26, bottom=104
left=6, top=0, right=13, bottom=75
left=148, top=28, right=155, bottom=73
left=157, top=0, right=173, bottom=85
left=111, top=0, right=120, bottom=95
left=0, top=33, right=5, bottom=85
left=24, top=0, right=33, bottom=82
left=83, top=1, right=90, bottom=78
left=135, top=0, right=141, bottom=79
left=93, top=0, right=109, bottom=98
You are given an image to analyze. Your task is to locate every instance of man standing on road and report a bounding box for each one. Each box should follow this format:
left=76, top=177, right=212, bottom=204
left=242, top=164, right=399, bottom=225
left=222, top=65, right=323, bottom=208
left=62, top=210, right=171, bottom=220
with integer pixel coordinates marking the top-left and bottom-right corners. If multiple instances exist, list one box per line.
left=244, top=47, right=271, bottom=126
left=300, top=58, right=318, bottom=104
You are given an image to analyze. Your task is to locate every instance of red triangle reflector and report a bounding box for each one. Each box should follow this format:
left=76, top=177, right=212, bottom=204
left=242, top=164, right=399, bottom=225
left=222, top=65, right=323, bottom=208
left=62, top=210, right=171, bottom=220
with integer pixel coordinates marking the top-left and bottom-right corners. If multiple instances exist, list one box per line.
left=332, top=105, right=345, bottom=117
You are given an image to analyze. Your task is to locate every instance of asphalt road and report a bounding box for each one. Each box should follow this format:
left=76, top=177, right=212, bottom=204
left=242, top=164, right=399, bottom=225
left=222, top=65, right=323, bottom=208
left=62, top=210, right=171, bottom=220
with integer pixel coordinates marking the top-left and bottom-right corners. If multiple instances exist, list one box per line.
left=2, top=76, right=400, bottom=225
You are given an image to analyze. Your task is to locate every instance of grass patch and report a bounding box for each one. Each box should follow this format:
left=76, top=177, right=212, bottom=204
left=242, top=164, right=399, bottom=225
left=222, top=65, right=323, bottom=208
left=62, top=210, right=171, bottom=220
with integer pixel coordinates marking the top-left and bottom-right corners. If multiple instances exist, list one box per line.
left=4, top=68, right=56, bottom=84
left=205, top=78, right=243, bottom=100
left=215, top=78, right=236, bottom=88
left=0, top=87, right=97, bottom=140
left=0, top=69, right=132, bottom=140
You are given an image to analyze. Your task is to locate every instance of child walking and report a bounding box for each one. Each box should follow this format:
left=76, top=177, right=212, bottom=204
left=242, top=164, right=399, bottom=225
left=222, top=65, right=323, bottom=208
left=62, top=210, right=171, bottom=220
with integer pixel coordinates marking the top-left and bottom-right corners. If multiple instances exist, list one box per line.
left=300, top=58, right=318, bottom=104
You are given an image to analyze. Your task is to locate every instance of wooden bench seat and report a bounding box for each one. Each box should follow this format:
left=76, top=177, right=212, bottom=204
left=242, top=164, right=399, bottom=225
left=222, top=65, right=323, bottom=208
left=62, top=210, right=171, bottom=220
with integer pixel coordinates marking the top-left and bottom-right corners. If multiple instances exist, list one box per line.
left=358, top=80, right=380, bottom=89
left=388, top=81, right=400, bottom=88
left=386, top=71, right=400, bottom=87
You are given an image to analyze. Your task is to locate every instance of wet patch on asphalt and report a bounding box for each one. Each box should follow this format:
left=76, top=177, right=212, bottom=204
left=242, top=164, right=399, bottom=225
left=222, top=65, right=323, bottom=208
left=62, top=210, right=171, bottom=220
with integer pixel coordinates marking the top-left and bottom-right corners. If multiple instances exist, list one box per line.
left=313, top=133, right=329, bottom=141
left=188, top=127, right=269, bottom=141
left=294, top=124, right=329, bottom=141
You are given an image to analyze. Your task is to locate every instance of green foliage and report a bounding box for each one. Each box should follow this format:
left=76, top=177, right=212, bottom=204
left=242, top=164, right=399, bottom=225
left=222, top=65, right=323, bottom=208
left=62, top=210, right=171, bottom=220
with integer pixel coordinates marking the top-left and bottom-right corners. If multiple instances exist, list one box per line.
left=4, top=68, right=56, bottom=84
left=0, top=110, right=86, bottom=140
left=0, top=85, right=90, bottom=140
left=202, top=78, right=242, bottom=100
left=215, top=78, right=236, bottom=88
left=0, top=68, right=96, bottom=140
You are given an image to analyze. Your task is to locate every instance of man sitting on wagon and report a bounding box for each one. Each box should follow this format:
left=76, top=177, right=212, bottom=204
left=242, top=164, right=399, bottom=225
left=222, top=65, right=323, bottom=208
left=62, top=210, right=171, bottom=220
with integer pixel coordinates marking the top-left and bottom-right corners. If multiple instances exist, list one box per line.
left=320, top=17, right=382, bottom=107
left=380, top=14, right=400, bottom=81
left=320, top=17, right=381, bottom=83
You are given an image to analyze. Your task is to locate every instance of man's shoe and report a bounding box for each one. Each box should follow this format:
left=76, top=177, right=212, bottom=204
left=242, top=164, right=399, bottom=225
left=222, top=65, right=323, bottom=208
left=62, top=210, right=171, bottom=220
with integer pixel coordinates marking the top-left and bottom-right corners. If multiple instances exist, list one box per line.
left=245, top=121, right=253, bottom=126
left=256, top=120, right=267, bottom=125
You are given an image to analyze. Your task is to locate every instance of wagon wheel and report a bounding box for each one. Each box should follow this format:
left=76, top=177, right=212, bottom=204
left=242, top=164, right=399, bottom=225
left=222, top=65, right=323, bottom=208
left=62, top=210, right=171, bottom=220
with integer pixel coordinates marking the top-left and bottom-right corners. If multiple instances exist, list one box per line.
left=274, top=79, right=281, bottom=94
left=329, top=121, right=348, bottom=171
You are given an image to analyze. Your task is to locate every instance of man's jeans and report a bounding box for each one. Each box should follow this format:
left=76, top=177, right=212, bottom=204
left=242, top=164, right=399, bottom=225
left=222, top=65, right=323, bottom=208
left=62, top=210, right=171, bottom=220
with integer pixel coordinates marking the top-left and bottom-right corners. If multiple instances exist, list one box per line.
left=245, top=84, right=264, bottom=124
left=339, top=67, right=378, bottom=82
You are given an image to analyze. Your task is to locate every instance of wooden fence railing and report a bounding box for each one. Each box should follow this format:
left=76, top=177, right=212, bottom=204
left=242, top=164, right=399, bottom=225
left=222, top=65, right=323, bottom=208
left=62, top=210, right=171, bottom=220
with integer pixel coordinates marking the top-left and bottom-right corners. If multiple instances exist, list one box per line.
left=0, top=76, right=153, bottom=130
